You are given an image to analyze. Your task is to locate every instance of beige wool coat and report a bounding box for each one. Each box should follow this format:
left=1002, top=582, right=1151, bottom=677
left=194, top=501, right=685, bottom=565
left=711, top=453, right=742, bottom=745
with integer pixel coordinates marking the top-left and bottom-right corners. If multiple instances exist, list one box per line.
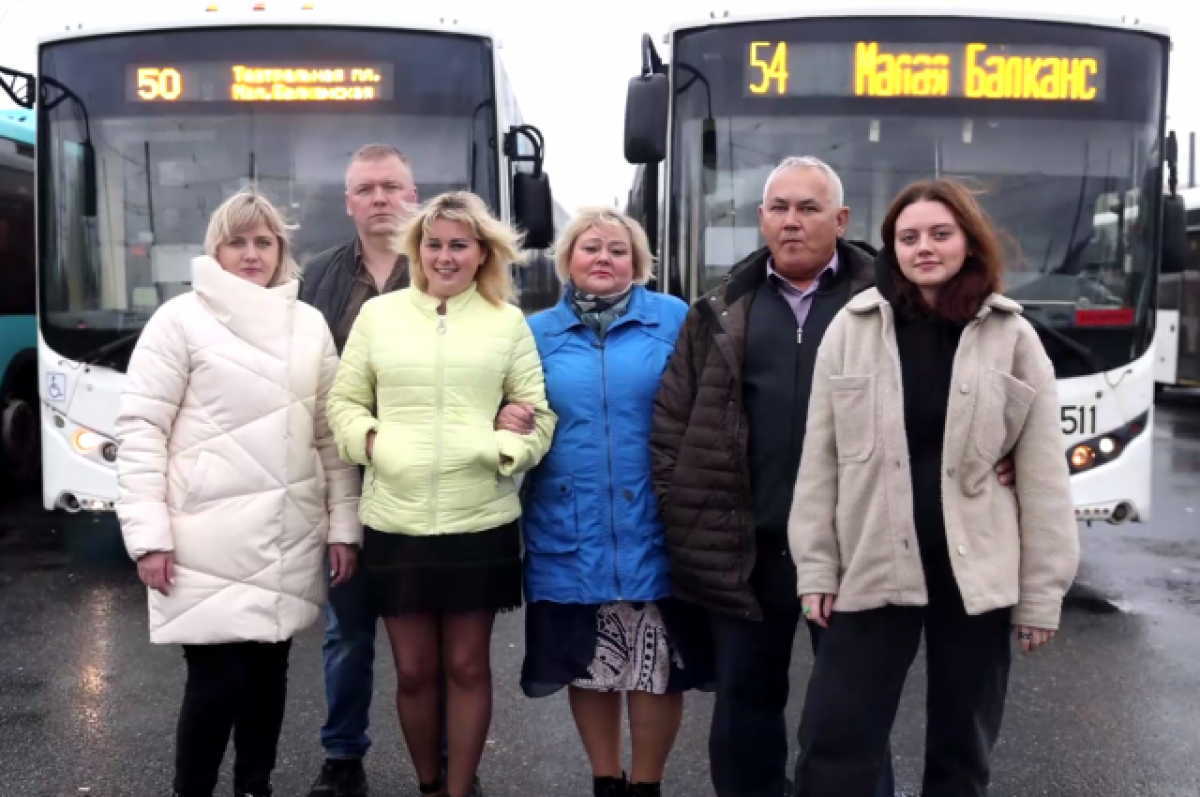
left=787, top=288, right=1080, bottom=630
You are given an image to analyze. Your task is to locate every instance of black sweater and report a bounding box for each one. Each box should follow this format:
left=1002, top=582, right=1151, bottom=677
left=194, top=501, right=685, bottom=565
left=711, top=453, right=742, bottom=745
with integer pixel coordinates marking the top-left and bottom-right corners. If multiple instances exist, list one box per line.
left=876, top=250, right=965, bottom=588
left=893, top=307, right=963, bottom=574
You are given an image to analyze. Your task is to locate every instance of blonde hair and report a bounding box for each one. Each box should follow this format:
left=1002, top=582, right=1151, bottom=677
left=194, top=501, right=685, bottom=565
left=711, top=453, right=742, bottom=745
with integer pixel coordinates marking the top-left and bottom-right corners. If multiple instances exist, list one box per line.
left=396, top=191, right=525, bottom=306
left=204, top=188, right=300, bottom=287
left=554, top=208, right=655, bottom=287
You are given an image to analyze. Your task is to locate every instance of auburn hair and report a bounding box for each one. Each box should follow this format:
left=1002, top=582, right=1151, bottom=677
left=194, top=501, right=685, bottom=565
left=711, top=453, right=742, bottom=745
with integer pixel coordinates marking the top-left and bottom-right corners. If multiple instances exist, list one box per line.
left=881, top=178, right=1005, bottom=323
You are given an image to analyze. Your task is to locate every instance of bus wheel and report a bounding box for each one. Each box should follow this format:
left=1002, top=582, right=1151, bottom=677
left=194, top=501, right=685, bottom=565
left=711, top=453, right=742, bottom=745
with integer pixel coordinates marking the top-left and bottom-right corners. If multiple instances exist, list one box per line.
left=1, top=395, right=39, bottom=489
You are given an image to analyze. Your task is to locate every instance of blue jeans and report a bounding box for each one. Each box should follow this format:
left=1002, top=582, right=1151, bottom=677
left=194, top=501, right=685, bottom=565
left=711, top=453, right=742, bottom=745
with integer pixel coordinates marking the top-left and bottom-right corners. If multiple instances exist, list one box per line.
left=320, top=560, right=377, bottom=760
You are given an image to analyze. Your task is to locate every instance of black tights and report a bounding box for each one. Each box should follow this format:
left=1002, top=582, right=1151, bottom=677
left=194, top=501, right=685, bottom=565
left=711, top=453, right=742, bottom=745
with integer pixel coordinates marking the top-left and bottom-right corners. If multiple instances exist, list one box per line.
left=384, top=612, right=496, bottom=797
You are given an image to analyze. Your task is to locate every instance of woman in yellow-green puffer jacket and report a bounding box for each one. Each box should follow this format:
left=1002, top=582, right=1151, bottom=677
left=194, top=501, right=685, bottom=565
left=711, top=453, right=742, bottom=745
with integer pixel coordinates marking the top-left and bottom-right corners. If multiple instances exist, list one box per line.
left=327, top=191, right=555, bottom=797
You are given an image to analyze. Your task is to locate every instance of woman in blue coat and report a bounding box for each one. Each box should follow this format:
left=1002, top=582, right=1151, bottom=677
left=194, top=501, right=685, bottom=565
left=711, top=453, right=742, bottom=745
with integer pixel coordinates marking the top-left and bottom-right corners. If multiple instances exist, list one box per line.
left=513, top=208, right=699, bottom=797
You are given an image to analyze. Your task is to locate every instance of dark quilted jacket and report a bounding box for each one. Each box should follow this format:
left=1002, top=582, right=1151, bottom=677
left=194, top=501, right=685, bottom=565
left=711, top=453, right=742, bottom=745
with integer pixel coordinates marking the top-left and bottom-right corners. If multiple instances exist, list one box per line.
left=650, top=241, right=876, bottom=620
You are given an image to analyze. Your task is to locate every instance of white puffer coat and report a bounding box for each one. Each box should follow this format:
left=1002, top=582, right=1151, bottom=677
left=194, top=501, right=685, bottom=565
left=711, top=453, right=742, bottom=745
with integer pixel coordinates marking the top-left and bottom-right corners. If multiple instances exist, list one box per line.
left=115, top=256, right=362, bottom=645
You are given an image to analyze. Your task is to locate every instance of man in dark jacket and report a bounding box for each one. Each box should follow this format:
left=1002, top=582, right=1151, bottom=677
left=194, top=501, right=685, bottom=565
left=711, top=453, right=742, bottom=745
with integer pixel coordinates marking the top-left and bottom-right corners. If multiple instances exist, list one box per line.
left=303, top=143, right=418, bottom=355
left=304, top=144, right=528, bottom=797
left=652, top=156, right=877, bottom=797
left=301, top=143, right=417, bottom=797
left=651, top=157, right=1015, bottom=797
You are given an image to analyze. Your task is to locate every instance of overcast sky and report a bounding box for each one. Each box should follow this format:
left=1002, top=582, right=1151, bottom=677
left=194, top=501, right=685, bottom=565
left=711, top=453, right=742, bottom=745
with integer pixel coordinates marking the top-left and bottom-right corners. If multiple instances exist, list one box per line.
left=1, top=0, right=1197, bottom=212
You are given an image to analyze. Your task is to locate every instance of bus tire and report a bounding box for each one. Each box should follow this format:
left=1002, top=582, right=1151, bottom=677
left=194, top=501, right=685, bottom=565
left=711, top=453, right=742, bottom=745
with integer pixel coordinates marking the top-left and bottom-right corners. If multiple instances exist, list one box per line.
left=0, top=358, right=41, bottom=496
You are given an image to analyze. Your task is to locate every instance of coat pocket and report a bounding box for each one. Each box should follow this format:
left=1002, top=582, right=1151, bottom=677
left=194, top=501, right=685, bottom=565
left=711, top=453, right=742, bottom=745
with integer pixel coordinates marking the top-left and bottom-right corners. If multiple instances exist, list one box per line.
left=973, top=369, right=1038, bottom=464
left=371, top=425, right=405, bottom=482
left=522, top=476, right=580, bottom=554
left=830, top=375, right=876, bottom=464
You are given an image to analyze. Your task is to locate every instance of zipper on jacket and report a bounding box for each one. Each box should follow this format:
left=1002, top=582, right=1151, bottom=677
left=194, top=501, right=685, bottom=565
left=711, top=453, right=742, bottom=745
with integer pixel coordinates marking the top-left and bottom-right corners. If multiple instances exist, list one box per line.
left=598, top=339, right=623, bottom=599
left=431, top=313, right=447, bottom=533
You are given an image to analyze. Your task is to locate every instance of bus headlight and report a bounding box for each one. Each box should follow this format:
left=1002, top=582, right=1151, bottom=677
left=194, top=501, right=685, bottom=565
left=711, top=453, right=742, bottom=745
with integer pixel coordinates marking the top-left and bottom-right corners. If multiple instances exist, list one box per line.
left=1067, top=411, right=1147, bottom=475
left=66, top=425, right=118, bottom=466
left=1070, top=444, right=1096, bottom=470
left=72, top=429, right=104, bottom=453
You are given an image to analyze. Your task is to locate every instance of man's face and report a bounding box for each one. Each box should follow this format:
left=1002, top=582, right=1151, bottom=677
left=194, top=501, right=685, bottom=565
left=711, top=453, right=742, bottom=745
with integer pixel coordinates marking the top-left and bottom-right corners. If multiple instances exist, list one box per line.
left=758, top=167, right=850, bottom=283
left=344, top=156, right=418, bottom=239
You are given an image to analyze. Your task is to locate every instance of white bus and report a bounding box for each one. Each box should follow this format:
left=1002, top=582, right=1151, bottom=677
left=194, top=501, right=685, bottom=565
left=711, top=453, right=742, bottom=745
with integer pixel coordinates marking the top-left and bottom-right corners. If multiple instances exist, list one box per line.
left=0, top=4, right=560, bottom=514
left=623, top=8, right=1174, bottom=525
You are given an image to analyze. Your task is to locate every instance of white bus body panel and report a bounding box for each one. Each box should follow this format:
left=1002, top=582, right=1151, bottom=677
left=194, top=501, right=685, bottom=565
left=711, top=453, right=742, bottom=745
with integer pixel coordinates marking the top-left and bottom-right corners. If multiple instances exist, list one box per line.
left=1057, top=348, right=1155, bottom=523
left=38, top=337, right=124, bottom=512
left=1155, top=309, right=1180, bottom=386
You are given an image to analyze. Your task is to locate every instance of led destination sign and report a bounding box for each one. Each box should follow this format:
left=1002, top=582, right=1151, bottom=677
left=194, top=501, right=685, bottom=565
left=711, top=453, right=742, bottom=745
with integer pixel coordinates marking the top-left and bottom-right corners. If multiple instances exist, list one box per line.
left=128, top=62, right=395, bottom=103
left=746, top=41, right=1105, bottom=102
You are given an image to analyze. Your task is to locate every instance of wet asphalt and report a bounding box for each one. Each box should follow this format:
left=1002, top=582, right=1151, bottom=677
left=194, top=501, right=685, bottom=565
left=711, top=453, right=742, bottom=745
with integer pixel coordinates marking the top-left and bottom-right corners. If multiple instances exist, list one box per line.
left=2, top=398, right=1200, bottom=797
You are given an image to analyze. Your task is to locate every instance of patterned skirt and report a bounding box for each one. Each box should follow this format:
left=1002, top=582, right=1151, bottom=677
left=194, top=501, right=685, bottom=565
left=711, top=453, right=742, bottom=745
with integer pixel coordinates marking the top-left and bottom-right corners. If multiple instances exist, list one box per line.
left=521, top=598, right=709, bottom=697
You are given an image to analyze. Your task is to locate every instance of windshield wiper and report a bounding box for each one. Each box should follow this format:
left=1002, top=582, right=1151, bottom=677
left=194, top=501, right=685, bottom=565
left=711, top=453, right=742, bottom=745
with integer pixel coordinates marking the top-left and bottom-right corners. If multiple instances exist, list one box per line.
left=1018, top=308, right=1105, bottom=374
left=77, top=330, right=142, bottom=366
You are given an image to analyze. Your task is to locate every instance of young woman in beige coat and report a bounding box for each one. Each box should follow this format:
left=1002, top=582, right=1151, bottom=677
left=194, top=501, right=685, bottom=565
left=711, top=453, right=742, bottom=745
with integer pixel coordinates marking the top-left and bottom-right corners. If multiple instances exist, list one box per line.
left=115, top=190, right=362, bottom=797
left=789, top=179, right=1080, bottom=797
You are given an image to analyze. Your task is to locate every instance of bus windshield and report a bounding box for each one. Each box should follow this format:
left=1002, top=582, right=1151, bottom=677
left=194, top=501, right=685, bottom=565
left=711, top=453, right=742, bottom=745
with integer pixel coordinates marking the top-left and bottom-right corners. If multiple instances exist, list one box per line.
left=38, top=26, right=499, bottom=369
left=669, top=16, right=1167, bottom=377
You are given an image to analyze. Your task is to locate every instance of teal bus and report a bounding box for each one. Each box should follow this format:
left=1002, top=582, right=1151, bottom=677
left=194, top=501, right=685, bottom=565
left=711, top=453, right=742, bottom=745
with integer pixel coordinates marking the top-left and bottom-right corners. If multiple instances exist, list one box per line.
left=0, top=109, right=37, bottom=491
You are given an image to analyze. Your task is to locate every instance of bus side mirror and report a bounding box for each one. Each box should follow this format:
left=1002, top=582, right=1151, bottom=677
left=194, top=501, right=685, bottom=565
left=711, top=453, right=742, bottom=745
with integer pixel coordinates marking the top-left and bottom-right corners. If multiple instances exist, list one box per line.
left=504, top=124, right=555, bottom=250
left=0, top=66, right=35, bottom=109
left=513, top=171, right=554, bottom=250
left=625, top=72, right=668, bottom=165
left=1161, top=193, right=1187, bottom=275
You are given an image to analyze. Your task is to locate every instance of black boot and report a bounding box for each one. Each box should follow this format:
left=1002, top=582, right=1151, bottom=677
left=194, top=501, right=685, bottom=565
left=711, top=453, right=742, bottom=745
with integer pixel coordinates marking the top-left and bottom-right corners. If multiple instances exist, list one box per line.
left=629, top=783, right=661, bottom=797
left=594, top=773, right=628, bottom=797
left=309, top=758, right=369, bottom=797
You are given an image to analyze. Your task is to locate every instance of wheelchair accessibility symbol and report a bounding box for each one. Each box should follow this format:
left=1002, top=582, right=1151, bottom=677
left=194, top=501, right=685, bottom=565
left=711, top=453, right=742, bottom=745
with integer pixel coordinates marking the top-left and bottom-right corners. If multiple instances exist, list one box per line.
left=47, top=372, right=67, bottom=403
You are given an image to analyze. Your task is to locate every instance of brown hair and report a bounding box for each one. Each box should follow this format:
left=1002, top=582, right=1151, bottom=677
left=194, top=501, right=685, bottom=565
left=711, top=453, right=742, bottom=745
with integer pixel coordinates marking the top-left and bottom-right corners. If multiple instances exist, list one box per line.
left=881, top=178, right=1004, bottom=323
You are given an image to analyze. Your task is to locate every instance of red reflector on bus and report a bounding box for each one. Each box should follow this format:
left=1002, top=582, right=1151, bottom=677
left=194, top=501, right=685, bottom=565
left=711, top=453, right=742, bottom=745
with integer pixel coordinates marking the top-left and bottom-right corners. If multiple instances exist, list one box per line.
left=1075, top=308, right=1135, bottom=326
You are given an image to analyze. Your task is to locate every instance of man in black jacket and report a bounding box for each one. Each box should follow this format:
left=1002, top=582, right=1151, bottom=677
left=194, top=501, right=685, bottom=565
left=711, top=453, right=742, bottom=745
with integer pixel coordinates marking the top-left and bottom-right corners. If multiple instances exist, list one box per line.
left=652, top=157, right=1015, bottom=797
left=654, top=157, right=887, bottom=797
left=303, top=143, right=418, bottom=352
left=301, top=143, right=417, bottom=797
left=304, top=144, right=528, bottom=797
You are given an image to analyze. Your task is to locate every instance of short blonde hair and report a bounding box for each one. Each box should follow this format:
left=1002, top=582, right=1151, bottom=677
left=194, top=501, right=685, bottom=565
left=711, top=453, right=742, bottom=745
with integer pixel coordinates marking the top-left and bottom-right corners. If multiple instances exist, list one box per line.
left=396, top=191, right=525, bottom=307
left=204, top=188, right=300, bottom=287
left=554, top=208, right=655, bottom=287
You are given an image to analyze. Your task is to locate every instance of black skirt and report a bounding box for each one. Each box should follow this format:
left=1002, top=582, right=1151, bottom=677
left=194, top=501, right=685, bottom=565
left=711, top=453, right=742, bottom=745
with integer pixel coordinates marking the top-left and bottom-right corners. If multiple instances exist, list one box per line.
left=362, top=521, right=522, bottom=616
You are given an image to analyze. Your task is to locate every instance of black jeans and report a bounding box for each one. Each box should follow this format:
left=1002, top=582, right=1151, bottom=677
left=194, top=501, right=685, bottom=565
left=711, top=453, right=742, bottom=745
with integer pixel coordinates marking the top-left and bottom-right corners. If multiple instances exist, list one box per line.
left=703, top=533, right=885, bottom=797
left=805, top=622, right=896, bottom=797
left=796, top=598, right=1012, bottom=797
left=708, top=601, right=801, bottom=797
left=175, top=640, right=293, bottom=797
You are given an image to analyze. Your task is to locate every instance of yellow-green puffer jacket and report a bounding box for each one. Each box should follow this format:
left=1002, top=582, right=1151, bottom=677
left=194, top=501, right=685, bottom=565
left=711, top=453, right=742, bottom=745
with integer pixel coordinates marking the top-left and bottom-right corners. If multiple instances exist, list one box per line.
left=327, top=285, right=556, bottom=536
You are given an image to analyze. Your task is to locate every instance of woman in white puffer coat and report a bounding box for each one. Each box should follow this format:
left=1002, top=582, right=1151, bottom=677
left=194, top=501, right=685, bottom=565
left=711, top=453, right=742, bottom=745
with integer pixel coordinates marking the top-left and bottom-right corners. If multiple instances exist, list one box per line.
left=115, top=189, right=363, bottom=797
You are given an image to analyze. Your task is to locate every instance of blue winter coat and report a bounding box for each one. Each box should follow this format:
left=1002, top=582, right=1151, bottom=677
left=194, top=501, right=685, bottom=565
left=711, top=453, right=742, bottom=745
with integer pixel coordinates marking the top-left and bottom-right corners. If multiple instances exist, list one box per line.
left=522, top=286, right=689, bottom=604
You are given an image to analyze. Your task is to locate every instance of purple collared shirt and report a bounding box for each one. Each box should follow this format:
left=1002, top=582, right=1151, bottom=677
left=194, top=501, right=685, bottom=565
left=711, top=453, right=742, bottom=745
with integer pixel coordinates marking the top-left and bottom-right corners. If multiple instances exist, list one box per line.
left=766, top=251, right=840, bottom=328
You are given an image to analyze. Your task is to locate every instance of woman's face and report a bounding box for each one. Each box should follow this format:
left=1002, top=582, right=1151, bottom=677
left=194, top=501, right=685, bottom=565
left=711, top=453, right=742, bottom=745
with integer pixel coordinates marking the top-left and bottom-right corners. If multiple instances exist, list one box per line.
left=419, top=217, right=486, bottom=300
left=568, top=223, right=636, bottom=296
left=216, top=219, right=282, bottom=287
left=893, top=200, right=968, bottom=299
